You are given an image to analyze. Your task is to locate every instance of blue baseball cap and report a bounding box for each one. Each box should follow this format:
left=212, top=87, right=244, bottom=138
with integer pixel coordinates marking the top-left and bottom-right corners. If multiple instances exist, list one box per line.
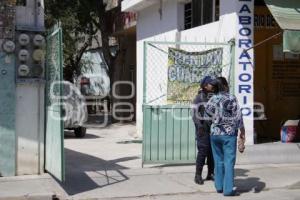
left=200, top=76, right=214, bottom=86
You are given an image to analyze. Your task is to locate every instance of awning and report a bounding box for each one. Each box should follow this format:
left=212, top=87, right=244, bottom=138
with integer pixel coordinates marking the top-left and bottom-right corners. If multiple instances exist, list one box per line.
left=283, top=30, right=300, bottom=54
left=265, top=0, right=300, bottom=53
left=264, top=0, right=300, bottom=30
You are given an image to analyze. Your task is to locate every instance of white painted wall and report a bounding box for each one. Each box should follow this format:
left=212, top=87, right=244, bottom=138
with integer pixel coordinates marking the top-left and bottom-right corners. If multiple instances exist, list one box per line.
left=180, top=14, right=236, bottom=42
left=16, top=0, right=45, bottom=28
left=16, top=83, right=44, bottom=175
left=220, top=0, right=237, bottom=16
left=131, top=0, right=254, bottom=144
left=122, top=0, right=158, bottom=12
left=136, top=0, right=179, bottom=136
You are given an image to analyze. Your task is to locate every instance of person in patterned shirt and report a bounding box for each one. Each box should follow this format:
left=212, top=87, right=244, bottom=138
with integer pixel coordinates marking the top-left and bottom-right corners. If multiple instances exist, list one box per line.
left=205, top=77, right=245, bottom=196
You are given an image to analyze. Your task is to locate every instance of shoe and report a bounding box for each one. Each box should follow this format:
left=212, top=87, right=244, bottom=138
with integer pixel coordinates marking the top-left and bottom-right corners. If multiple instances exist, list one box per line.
left=206, top=174, right=214, bottom=181
left=217, top=190, right=223, bottom=193
left=194, top=175, right=204, bottom=185
left=224, top=190, right=240, bottom=196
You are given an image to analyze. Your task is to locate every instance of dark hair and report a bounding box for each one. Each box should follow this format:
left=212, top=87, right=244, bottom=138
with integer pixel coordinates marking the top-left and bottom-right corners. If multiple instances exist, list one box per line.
left=212, top=77, right=229, bottom=94
left=218, top=77, right=229, bottom=90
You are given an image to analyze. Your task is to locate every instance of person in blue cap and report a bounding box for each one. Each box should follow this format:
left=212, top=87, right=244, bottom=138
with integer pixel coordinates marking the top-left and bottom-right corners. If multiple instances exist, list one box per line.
left=192, top=75, right=215, bottom=185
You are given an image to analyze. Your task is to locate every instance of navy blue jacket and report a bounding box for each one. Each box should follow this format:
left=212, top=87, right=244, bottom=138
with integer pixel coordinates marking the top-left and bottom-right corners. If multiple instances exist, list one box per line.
left=192, top=90, right=211, bottom=139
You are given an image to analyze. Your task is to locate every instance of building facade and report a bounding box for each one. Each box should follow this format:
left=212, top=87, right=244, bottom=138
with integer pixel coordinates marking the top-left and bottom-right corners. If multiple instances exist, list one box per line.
left=122, top=0, right=300, bottom=145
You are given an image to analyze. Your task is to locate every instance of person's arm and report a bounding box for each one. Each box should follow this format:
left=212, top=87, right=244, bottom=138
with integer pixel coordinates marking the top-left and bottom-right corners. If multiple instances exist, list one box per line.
left=191, top=94, right=204, bottom=130
left=236, top=97, right=246, bottom=152
left=239, top=126, right=245, bottom=139
left=237, top=103, right=245, bottom=140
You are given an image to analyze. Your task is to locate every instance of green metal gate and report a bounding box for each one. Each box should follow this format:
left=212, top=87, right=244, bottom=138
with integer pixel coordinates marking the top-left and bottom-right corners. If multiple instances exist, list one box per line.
left=0, top=53, right=16, bottom=176
left=142, top=41, right=235, bottom=165
left=45, top=23, right=64, bottom=181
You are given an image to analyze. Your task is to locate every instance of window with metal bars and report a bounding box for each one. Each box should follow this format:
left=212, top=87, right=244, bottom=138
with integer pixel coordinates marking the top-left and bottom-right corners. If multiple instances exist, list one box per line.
left=184, top=0, right=220, bottom=30
left=16, top=0, right=26, bottom=6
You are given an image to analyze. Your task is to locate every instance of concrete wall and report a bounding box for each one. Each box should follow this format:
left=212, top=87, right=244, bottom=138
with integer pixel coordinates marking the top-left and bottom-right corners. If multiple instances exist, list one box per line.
left=16, top=83, right=44, bottom=175
left=16, top=0, right=44, bottom=28
left=136, top=0, right=179, bottom=136
left=180, top=14, right=236, bottom=43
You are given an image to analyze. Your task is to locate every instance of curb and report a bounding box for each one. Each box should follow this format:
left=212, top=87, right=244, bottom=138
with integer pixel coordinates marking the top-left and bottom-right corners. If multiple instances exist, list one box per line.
left=0, top=194, right=59, bottom=200
left=237, top=143, right=300, bottom=164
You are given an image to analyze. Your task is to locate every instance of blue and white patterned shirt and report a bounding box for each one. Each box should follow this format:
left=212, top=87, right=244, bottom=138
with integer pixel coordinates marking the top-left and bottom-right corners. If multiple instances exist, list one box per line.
left=205, top=92, right=244, bottom=136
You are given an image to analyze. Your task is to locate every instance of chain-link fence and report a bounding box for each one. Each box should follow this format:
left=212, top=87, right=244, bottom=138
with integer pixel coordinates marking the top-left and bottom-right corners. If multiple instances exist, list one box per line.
left=45, top=23, right=65, bottom=181
left=143, top=41, right=235, bottom=105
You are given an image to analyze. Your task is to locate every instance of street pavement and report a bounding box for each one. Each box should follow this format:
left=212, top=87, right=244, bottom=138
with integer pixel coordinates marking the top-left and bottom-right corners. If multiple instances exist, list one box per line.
left=0, top=123, right=300, bottom=200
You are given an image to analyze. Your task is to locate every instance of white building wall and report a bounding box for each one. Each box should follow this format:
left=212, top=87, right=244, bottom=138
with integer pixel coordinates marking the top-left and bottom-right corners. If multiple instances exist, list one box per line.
left=132, top=0, right=254, bottom=144
left=136, top=0, right=179, bottom=137
left=16, top=84, right=44, bottom=175
left=16, top=0, right=44, bottom=28
left=180, top=14, right=237, bottom=43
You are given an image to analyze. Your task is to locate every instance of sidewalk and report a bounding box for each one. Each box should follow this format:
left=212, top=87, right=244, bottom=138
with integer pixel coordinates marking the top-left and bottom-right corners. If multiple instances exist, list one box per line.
left=0, top=174, right=63, bottom=200
left=1, top=164, right=300, bottom=200
left=2, top=124, right=300, bottom=200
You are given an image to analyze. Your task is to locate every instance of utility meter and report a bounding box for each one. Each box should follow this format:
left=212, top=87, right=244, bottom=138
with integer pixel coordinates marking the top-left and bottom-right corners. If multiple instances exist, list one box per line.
left=18, top=64, right=30, bottom=77
left=32, top=49, right=45, bottom=62
left=18, top=34, right=30, bottom=46
left=31, top=65, right=43, bottom=77
left=18, top=49, right=30, bottom=62
left=2, top=40, right=15, bottom=53
left=15, top=31, right=46, bottom=81
left=33, top=34, right=45, bottom=47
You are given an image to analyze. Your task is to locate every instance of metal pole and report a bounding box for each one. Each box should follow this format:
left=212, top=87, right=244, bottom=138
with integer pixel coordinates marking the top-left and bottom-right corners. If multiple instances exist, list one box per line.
left=244, top=31, right=282, bottom=52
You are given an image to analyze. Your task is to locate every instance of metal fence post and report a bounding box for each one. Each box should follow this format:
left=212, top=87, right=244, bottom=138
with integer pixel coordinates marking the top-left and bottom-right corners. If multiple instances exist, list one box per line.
left=143, top=41, right=148, bottom=104
left=229, top=39, right=236, bottom=94
left=142, top=41, right=148, bottom=167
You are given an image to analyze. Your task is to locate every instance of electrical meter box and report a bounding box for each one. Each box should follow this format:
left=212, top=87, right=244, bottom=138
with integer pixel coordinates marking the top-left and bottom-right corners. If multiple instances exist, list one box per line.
left=15, top=31, right=46, bottom=81
left=0, top=0, right=47, bottom=177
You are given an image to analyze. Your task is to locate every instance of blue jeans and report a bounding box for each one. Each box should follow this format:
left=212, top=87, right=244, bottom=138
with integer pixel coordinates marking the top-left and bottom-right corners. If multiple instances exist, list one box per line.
left=210, top=135, right=237, bottom=196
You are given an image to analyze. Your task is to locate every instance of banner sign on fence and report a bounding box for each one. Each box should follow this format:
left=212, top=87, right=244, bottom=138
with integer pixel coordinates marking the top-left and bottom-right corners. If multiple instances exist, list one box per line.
left=167, top=48, right=223, bottom=104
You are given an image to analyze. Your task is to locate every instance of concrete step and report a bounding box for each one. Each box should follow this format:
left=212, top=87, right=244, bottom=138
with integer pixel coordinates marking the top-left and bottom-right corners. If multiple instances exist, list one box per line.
left=237, top=143, right=300, bottom=164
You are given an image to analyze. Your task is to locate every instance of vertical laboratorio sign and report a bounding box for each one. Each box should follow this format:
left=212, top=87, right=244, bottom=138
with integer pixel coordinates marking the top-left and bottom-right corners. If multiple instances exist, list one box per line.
left=235, top=0, right=254, bottom=145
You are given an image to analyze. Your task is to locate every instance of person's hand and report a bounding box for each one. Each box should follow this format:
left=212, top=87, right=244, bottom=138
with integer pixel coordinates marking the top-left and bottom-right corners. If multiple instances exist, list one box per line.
left=239, top=132, right=245, bottom=140
left=238, top=128, right=246, bottom=153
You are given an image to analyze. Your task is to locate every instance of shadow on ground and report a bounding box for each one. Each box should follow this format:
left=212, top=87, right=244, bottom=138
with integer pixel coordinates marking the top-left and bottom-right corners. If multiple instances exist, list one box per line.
left=64, top=131, right=102, bottom=139
left=235, top=168, right=266, bottom=193
left=60, top=148, right=139, bottom=195
left=116, top=140, right=142, bottom=144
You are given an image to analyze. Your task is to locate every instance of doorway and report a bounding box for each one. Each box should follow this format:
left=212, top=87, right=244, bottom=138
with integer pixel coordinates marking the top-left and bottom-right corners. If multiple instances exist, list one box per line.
left=254, top=6, right=300, bottom=142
